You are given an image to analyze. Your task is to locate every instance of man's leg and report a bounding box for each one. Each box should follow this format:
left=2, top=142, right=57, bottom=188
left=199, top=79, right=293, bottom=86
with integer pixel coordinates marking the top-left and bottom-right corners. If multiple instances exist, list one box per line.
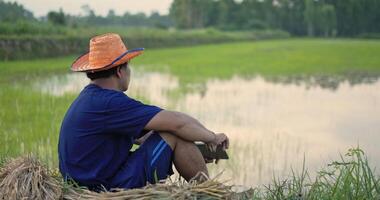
left=158, top=132, right=208, bottom=181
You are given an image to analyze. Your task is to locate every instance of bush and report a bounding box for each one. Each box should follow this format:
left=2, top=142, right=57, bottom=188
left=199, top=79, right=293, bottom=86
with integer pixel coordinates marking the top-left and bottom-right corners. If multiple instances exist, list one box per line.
left=0, top=21, right=67, bottom=35
left=357, top=33, right=380, bottom=39
left=0, top=28, right=290, bottom=60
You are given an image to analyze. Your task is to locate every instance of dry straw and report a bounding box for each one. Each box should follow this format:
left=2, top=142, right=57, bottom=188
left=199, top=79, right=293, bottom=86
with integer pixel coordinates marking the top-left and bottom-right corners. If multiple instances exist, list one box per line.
left=0, top=155, right=62, bottom=200
left=64, top=174, right=253, bottom=200
left=0, top=156, right=253, bottom=200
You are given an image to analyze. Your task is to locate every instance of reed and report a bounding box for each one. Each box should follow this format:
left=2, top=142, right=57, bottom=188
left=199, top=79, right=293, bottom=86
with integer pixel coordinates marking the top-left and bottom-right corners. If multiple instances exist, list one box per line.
left=251, top=148, right=380, bottom=199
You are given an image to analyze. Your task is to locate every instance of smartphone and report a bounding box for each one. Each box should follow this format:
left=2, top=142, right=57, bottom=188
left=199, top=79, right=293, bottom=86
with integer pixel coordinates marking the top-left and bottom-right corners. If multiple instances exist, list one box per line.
left=195, top=142, right=229, bottom=160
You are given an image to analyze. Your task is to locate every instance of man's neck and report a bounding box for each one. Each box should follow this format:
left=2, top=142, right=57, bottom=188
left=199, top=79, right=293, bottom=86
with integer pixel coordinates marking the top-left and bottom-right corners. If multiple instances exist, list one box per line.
left=91, top=78, right=121, bottom=91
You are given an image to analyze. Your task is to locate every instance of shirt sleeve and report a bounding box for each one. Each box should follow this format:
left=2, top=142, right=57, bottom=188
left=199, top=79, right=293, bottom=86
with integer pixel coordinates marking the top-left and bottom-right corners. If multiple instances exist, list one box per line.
left=105, top=93, right=163, bottom=138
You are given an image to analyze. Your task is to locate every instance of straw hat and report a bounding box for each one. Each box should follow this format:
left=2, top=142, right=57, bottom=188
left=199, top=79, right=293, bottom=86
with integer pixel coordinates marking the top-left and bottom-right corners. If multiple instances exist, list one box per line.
left=71, top=33, right=144, bottom=72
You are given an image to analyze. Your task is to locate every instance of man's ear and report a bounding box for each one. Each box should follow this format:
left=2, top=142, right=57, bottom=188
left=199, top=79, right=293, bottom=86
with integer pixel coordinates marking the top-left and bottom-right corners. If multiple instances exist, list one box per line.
left=116, top=66, right=122, bottom=78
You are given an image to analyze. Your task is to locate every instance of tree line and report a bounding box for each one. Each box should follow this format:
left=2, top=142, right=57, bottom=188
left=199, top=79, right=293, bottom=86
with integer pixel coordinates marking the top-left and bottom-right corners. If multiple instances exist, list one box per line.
left=169, top=0, right=380, bottom=37
left=0, top=0, right=173, bottom=30
left=1, top=0, right=379, bottom=37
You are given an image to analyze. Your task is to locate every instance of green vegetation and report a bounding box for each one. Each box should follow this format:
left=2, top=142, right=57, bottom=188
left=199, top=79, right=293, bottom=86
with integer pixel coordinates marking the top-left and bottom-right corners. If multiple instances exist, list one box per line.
left=0, top=39, right=379, bottom=198
left=2, top=39, right=379, bottom=83
left=0, top=0, right=173, bottom=31
left=0, top=28, right=289, bottom=60
left=1, top=39, right=379, bottom=166
left=2, top=0, right=379, bottom=38
left=4, top=38, right=375, bottom=86
left=0, top=0, right=33, bottom=22
left=137, top=39, right=380, bottom=83
left=0, top=147, right=379, bottom=199
left=251, top=148, right=380, bottom=199
left=0, top=56, right=74, bottom=78
left=1, top=0, right=379, bottom=197
left=169, top=0, right=380, bottom=37
left=2, top=0, right=380, bottom=61
left=0, top=86, right=75, bottom=168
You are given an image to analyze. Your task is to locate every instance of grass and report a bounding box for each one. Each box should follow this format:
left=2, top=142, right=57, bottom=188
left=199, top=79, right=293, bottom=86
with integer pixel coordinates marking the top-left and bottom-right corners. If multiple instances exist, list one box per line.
left=0, top=39, right=380, bottom=198
left=1, top=39, right=380, bottom=84
left=0, top=86, right=75, bottom=168
left=0, top=56, right=74, bottom=84
left=249, top=148, right=380, bottom=199
left=136, top=39, right=380, bottom=84
left=0, top=148, right=378, bottom=199
left=1, top=38, right=380, bottom=165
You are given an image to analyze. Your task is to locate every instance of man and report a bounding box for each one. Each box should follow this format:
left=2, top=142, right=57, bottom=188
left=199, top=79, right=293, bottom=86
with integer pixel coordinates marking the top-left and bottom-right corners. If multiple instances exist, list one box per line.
left=58, top=33, right=229, bottom=191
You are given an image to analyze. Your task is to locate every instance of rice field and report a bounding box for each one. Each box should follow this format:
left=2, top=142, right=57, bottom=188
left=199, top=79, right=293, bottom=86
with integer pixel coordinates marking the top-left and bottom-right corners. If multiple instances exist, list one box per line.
left=1, top=39, right=380, bottom=199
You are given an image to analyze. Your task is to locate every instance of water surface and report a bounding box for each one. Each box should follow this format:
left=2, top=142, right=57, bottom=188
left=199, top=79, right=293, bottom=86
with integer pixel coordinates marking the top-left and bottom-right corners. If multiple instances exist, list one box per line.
left=35, top=69, right=380, bottom=186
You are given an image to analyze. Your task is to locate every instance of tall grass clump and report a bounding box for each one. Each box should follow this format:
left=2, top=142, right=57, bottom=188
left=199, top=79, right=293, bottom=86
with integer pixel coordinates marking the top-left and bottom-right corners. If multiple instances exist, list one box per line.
left=252, top=148, right=380, bottom=200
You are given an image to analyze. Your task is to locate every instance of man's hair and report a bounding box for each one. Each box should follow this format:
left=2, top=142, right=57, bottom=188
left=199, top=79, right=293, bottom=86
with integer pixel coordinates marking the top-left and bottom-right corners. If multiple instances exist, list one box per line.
left=86, top=62, right=128, bottom=80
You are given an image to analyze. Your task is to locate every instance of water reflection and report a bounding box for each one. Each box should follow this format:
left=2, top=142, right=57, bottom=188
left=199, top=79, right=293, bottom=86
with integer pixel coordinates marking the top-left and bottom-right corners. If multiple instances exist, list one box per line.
left=35, top=73, right=89, bottom=96
left=174, top=76, right=380, bottom=185
left=35, top=70, right=380, bottom=187
left=264, top=72, right=380, bottom=90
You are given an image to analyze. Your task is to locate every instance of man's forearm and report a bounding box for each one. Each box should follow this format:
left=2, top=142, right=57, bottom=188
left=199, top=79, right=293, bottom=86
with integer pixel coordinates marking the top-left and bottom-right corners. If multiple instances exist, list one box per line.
left=172, top=115, right=215, bottom=143
left=144, top=110, right=216, bottom=143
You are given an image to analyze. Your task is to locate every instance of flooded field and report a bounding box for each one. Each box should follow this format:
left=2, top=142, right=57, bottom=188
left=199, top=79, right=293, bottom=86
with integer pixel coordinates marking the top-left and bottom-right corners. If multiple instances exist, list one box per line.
left=33, top=68, right=380, bottom=186
left=1, top=39, right=380, bottom=192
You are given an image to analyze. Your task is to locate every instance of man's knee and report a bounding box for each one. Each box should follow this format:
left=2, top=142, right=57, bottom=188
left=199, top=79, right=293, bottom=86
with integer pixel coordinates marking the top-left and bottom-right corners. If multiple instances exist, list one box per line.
left=158, top=132, right=192, bottom=151
left=158, top=132, right=178, bottom=150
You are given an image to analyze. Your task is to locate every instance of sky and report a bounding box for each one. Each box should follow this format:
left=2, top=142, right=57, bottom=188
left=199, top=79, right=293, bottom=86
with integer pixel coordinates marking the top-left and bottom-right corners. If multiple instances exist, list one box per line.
left=7, top=0, right=174, bottom=17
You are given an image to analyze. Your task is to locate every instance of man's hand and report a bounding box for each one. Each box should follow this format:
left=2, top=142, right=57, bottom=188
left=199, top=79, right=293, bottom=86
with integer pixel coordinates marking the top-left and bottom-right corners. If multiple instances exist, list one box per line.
left=204, top=157, right=215, bottom=164
left=206, top=133, right=229, bottom=150
left=203, top=133, right=229, bottom=164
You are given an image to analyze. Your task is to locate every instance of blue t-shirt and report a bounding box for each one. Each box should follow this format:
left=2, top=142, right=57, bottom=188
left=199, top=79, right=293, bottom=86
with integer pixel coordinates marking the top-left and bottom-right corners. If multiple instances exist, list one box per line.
left=58, top=84, right=162, bottom=188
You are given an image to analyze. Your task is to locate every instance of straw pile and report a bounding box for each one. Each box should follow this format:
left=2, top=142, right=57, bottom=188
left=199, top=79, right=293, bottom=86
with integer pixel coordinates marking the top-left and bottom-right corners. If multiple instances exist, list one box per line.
left=64, top=175, right=253, bottom=200
left=0, top=156, right=253, bottom=200
left=0, top=156, right=62, bottom=200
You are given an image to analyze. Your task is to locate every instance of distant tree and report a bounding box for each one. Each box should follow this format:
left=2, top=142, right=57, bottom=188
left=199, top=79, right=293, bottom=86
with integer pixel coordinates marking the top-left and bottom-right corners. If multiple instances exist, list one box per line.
left=170, top=0, right=193, bottom=29
left=204, top=0, right=220, bottom=27
left=105, top=9, right=117, bottom=25
left=80, top=4, right=104, bottom=26
left=238, top=0, right=261, bottom=29
left=0, top=0, right=34, bottom=22
left=167, top=0, right=380, bottom=37
left=149, top=11, right=173, bottom=29
left=169, top=0, right=211, bottom=29
left=81, top=4, right=95, bottom=17
left=107, top=9, right=116, bottom=18
left=304, top=0, right=318, bottom=36
left=275, top=0, right=307, bottom=36
left=326, top=0, right=380, bottom=36
left=319, top=4, right=336, bottom=37
left=47, top=9, right=66, bottom=26
left=215, top=0, right=230, bottom=28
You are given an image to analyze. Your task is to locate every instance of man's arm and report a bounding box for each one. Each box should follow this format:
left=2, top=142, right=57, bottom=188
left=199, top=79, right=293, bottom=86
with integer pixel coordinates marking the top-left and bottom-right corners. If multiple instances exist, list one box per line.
left=144, top=110, right=216, bottom=143
left=134, top=130, right=154, bottom=145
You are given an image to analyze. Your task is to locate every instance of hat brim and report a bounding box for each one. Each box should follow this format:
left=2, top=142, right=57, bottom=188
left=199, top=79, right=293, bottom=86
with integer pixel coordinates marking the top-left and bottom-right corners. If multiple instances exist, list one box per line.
left=71, top=48, right=144, bottom=72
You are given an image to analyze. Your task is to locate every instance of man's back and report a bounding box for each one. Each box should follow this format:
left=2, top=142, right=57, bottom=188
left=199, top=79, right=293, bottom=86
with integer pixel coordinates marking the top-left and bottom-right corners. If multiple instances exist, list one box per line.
left=60, top=33, right=229, bottom=190
left=58, top=84, right=161, bottom=189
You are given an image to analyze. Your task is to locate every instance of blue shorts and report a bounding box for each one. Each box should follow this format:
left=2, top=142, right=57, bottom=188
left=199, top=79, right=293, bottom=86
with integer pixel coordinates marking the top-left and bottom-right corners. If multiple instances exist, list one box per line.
left=110, top=133, right=174, bottom=189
